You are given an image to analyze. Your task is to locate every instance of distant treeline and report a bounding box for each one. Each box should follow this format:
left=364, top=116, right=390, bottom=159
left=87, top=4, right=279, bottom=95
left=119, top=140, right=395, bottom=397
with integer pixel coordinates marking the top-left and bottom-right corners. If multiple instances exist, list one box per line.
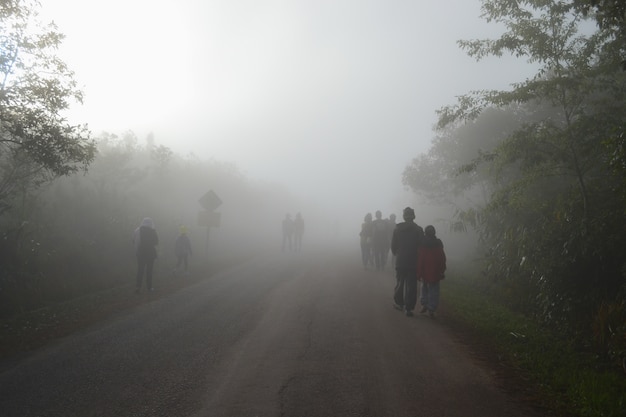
left=0, top=131, right=300, bottom=317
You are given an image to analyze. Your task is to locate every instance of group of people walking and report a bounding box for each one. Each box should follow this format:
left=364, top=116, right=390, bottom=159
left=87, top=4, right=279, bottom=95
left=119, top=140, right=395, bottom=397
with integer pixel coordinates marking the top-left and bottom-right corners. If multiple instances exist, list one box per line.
left=132, top=210, right=309, bottom=294
left=132, top=218, right=193, bottom=294
left=359, top=210, right=396, bottom=271
left=132, top=207, right=444, bottom=320
left=361, top=207, right=447, bottom=318
left=391, top=207, right=447, bottom=317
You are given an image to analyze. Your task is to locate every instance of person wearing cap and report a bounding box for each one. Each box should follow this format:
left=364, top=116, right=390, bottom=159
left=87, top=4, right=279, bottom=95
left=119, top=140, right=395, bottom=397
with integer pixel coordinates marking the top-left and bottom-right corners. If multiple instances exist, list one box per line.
left=390, top=207, right=424, bottom=316
left=174, top=225, right=193, bottom=276
left=417, top=225, right=447, bottom=317
left=133, top=217, right=159, bottom=293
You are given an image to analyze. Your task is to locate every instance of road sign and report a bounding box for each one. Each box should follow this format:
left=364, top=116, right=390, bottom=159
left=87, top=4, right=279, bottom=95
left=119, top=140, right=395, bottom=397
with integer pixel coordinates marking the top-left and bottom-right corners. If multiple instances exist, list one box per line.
left=199, top=190, right=222, bottom=211
left=198, top=210, right=221, bottom=227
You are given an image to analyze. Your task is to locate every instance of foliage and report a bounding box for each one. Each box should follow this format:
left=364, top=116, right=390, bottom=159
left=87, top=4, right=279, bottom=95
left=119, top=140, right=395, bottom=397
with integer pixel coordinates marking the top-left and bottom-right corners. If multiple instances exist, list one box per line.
left=404, top=0, right=626, bottom=369
left=445, top=267, right=626, bottom=417
left=0, top=129, right=305, bottom=317
left=0, top=0, right=96, bottom=214
left=403, top=107, right=520, bottom=206
left=574, top=0, right=626, bottom=36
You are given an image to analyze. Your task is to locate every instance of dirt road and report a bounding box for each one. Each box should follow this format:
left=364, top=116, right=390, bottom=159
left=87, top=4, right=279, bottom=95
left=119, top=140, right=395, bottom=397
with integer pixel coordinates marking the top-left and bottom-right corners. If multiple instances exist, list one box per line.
left=0, top=247, right=545, bottom=417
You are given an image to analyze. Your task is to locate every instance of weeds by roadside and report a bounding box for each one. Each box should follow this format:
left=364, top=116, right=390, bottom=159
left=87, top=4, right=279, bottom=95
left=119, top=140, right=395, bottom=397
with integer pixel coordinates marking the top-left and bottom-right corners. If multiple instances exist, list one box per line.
left=444, top=265, right=626, bottom=417
left=0, top=254, right=252, bottom=361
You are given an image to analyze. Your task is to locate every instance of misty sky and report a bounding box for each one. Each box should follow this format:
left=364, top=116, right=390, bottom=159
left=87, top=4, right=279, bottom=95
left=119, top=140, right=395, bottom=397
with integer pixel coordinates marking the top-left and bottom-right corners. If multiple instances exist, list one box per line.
left=41, top=0, right=535, bottom=219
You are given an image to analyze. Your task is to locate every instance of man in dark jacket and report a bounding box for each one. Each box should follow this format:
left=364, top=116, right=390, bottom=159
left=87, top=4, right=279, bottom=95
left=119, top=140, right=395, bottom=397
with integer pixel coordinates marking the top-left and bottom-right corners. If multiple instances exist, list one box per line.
left=133, top=217, right=159, bottom=293
left=390, top=207, right=424, bottom=316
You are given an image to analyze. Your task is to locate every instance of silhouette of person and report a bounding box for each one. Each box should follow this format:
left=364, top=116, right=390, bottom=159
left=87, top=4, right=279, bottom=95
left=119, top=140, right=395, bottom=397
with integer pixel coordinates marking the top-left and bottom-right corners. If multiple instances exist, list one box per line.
left=385, top=213, right=397, bottom=270
left=294, top=212, right=305, bottom=252
left=359, top=212, right=374, bottom=269
left=133, top=217, right=159, bottom=293
left=174, top=225, right=192, bottom=276
left=390, top=207, right=424, bottom=316
left=417, top=225, right=447, bottom=317
left=372, top=210, right=388, bottom=271
left=282, top=213, right=294, bottom=251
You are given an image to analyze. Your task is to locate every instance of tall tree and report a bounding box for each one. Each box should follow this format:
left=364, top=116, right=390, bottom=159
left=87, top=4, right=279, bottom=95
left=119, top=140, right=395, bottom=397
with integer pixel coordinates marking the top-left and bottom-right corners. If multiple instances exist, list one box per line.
left=407, top=0, right=626, bottom=331
left=0, top=0, right=95, bottom=214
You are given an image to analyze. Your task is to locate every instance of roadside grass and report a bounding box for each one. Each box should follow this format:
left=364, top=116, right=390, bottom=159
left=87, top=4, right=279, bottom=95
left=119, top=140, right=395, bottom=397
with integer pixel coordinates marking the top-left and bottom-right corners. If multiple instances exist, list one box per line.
left=0, top=253, right=255, bottom=361
left=444, top=264, right=626, bottom=417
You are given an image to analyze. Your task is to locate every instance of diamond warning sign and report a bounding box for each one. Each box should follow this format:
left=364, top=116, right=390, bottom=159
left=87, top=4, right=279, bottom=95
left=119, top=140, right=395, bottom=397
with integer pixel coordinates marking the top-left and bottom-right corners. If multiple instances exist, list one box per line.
left=198, top=190, right=222, bottom=211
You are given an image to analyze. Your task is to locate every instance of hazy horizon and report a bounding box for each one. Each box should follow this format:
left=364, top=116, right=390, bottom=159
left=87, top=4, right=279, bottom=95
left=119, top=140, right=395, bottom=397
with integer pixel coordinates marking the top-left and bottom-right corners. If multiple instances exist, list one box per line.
left=40, top=0, right=536, bottom=219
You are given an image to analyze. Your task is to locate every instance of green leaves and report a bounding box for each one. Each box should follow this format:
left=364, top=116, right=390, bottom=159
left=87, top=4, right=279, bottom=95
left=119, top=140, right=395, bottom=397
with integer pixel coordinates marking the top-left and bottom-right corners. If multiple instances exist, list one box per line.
left=406, top=0, right=626, bottom=343
left=0, top=0, right=95, bottom=212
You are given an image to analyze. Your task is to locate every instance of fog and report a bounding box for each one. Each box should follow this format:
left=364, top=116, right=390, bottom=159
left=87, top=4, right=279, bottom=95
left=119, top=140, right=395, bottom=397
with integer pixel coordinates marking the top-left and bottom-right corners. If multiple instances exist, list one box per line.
left=39, top=0, right=536, bottom=260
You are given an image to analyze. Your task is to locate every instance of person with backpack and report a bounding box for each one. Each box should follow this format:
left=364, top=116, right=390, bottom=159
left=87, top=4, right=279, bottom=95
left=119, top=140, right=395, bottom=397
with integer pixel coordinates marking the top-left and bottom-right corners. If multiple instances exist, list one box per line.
left=174, top=225, right=192, bottom=276
left=417, top=225, right=447, bottom=318
left=133, top=217, right=159, bottom=293
left=390, top=207, right=424, bottom=316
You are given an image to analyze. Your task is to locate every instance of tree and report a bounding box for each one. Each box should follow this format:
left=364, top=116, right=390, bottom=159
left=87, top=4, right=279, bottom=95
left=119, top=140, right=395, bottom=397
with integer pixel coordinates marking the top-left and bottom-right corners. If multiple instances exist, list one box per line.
left=403, top=106, right=527, bottom=240
left=407, top=0, right=626, bottom=336
left=0, top=0, right=96, bottom=214
left=574, top=0, right=626, bottom=33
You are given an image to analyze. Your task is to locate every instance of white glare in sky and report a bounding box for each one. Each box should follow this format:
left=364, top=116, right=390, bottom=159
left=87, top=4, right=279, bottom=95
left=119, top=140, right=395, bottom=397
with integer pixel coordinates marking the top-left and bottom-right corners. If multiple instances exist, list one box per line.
left=39, top=0, right=535, bottom=217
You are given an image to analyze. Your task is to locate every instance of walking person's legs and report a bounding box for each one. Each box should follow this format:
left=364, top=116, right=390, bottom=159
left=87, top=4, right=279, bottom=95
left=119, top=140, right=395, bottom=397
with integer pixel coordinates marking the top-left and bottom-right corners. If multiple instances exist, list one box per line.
left=373, top=247, right=383, bottom=270
left=136, top=256, right=146, bottom=292
left=404, top=274, right=418, bottom=316
left=366, top=245, right=373, bottom=267
left=427, top=281, right=440, bottom=314
left=419, top=282, right=429, bottom=312
left=146, top=259, right=155, bottom=290
left=393, top=270, right=406, bottom=309
left=361, top=243, right=369, bottom=268
left=174, top=255, right=182, bottom=275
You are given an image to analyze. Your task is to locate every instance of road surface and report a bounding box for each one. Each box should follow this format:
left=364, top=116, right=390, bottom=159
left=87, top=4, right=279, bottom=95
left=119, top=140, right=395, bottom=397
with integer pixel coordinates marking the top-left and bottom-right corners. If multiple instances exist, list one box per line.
left=0, top=247, right=545, bottom=417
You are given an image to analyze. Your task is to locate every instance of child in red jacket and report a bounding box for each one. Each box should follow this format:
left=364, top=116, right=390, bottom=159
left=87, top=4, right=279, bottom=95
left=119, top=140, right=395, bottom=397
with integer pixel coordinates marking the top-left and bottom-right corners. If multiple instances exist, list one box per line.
left=417, top=225, right=446, bottom=317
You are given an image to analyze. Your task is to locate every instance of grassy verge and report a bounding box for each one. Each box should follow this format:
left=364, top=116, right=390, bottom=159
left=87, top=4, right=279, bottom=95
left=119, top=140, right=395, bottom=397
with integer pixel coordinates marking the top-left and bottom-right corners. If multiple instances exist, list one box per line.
left=443, top=265, right=626, bottom=417
left=0, top=253, right=254, bottom=361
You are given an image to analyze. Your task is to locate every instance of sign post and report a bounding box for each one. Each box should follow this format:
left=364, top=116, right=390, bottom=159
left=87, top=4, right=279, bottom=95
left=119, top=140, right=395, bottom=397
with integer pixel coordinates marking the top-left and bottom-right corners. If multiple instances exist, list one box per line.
left=198, top=190, right=222, bottom=259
